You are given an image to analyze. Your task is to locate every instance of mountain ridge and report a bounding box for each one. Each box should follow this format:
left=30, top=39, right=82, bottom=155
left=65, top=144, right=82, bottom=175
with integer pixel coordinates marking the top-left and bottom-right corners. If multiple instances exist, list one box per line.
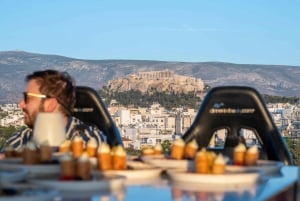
left=0, top=51, right=299, bottom=103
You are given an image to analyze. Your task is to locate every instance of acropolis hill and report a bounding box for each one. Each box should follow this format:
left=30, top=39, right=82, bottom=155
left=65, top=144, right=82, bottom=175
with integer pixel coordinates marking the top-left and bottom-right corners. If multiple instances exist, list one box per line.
left=106, top=70, right=204, bottom=94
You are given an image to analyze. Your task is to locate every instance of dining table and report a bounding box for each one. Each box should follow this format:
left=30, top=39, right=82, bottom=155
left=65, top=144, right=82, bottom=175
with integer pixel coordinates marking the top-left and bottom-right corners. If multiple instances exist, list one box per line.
left=57, top=165, right=298, bottom=201
left=0, top=157, right=299, bottom=201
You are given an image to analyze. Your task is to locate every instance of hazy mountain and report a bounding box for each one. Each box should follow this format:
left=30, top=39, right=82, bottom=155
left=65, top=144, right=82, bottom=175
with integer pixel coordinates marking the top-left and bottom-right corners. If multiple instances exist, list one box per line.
left=0, top=50, right=300, bottom=103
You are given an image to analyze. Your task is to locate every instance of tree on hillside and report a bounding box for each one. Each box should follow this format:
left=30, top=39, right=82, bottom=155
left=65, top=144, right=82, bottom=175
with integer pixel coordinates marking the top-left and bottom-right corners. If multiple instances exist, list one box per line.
left=0, top=125, right=19, bottom=149
left=263, top=95, right=298, bottom=104
left=284, top=137, right=300, bottom=165
left=161, top=140, right=172, bottom=154
left=99, top=89, right=201, bottom=110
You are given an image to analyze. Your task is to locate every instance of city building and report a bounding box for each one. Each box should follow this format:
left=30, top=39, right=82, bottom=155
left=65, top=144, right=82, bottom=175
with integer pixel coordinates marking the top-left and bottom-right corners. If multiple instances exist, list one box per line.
left=1, top=101, right=300, bottom=150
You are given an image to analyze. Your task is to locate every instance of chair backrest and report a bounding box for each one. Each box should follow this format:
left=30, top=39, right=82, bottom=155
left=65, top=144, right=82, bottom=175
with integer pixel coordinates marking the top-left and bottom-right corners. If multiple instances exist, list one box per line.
left=72, top=86, right=123, bottom=147
left=182, top=86, right=294, bottom=165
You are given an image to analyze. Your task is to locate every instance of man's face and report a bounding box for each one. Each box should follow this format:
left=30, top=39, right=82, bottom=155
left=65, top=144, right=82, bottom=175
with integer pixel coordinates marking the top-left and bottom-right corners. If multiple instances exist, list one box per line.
left=19, top=79, right=46, bottom=128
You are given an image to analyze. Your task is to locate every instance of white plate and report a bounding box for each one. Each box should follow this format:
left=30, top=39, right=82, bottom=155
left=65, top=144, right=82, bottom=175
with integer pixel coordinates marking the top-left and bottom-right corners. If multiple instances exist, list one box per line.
left=141, top=157, right=194, bottom=170
left=126, top=160, right=162, bottom=169
left=166, top=169, right=261, bottom=186
left=0, top=183, right=58, bottom=201
left=0, top=157, right=22, bottom=164
left=28, top=174, right=125, bottom=193
left=99, top=168, right=162, bottom=181
left=97, top=161, right=163, bottom=181
left=141, top=156, right=230, bottom=171
left=226, top=160, right=283, bottom=176
left=0, top=165, right=28, bottom=183
left=140, top=154, right=165, bottom=160
left=51, top=152, right=64, bottom=159
left=2, top=163, right=60, bottom=177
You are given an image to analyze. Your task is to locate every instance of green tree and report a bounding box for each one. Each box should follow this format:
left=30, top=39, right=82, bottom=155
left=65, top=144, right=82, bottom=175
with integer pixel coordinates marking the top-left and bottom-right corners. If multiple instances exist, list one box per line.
left=284, top=137, right=300, bottom=165
left=161, top=140, right=172, bottom=155
left=0, top=125, right=20, bottom=149
left=99, top=89, right=201, bottom=110
left=125, top=147, right=141, bottom=156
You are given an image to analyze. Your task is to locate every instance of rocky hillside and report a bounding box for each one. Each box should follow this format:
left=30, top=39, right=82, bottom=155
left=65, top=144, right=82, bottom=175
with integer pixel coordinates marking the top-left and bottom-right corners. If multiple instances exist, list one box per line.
left=0, top=50, right=300, bottom=103
left=106, top=70, right=204, bottom=94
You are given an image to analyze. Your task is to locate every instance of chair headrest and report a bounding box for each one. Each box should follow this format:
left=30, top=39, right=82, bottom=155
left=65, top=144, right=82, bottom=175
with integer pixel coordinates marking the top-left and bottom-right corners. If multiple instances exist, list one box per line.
left=72, top=86, right=123, bottom=147
left=183, top=86, right=293, bottom=165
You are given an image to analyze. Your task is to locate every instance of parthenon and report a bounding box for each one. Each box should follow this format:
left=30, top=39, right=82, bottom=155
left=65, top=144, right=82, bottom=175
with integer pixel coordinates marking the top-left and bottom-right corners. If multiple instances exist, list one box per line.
left=136, top=70, right=174, bottom=79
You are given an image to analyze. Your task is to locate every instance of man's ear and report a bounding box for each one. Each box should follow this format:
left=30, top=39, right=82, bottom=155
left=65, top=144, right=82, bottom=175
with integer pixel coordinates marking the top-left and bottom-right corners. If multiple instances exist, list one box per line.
left=45, top=98, right=59, bottom=112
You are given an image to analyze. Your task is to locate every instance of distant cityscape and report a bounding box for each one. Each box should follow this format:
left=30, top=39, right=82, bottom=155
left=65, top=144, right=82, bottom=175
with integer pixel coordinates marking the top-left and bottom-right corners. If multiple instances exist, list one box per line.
left=1, top=100, right=300, bottom=150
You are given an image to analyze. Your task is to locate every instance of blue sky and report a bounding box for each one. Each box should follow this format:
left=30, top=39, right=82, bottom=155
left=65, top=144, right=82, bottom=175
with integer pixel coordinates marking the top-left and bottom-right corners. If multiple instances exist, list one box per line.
left=1, top=0, right=299, bottom=66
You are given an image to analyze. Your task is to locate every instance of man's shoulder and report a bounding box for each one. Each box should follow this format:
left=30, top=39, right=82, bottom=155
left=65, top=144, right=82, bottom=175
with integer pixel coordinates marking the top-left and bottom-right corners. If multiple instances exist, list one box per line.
left=14, top=127, right=32, bottom=135
left=6, top=127, right=32, bottom=146
left=70, top=116, right=84, bottom=125
left=70, top=116, right=100, bottom=131
left=68, top=116, right=106, bottom=143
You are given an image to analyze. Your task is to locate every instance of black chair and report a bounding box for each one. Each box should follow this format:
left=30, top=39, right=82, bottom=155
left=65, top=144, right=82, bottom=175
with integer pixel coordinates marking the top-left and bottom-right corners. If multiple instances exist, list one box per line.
left=183, top=86, right=294, bottom=165
left=72, top=86, right=123, bottom=147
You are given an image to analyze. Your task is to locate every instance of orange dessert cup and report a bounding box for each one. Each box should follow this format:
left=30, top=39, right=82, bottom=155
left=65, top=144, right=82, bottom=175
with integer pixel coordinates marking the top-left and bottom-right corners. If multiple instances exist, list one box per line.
left=112, top=145, right=127, bottom=170
left=4, top=145, right=16, bottom=158
left=59, top=140, right=71, bottom=153
left=86, top=138, right=98, bottom=158
left=212, top=154, right=226, bottom=174
left=153, top=143, right=163, bottom=155
left=15, top=147, right=24, bottom=158
left=233, top=142, right=246, bottom=166
left=184, top=139, right=198, bottom=159
left=245, top=145, right=259, bottom=166
left=142, top=147, right=155, bottom=156
left=22, top=141, right=40, bottom=165
left=195, top=148, right=209, bottom=174
left=40, top=142, right=53, bottom=162
left=76, top=152, right=91, bottom=180
left=170, top=138, right=185, bottom=160
left=72, top=136, right=84, bottom=158
left=207, top=151, right=216, bottom=170
left=97, top=143, right=112, bottom=171
left=59, top=152, right=76, bottom=180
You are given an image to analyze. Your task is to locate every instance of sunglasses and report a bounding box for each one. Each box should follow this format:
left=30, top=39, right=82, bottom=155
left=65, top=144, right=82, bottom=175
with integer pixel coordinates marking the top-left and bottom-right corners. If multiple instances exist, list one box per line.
left=23, top=92, right=51, bottom=103
left=23, top=92, right=71, bottom=113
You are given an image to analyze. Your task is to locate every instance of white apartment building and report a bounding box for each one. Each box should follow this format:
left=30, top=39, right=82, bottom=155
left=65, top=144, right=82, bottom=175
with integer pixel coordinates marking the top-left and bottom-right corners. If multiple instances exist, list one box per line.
left=115, top=109, right=131, bottom=126
left=0, top=103, right=24, bottom=127
left=111, top=102, right=196, bottom=149
left=165, top=115, right=176, bottom=131
left=128, top=108, right=142, bottom=125
left=149, top=102, right=165, bottom=115
left=148, top=115, right=166, bottom=128
left=0, top=103, right=20, bottom=112
left=174, top=109, right=196, bottom=135
left=138, top=133, right=173, bottom=148
left=121, top=127, right=138, bottom=141
left=0, top=114, right=24, bottom=127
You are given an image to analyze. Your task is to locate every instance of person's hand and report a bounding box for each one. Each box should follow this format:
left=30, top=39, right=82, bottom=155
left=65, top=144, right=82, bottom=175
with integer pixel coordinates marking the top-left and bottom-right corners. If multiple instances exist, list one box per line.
left=0, top=153, right=5, bottom=160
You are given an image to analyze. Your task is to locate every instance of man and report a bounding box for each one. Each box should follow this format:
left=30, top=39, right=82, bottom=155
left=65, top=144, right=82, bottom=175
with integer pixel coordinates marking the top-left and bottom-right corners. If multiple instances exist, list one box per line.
left=4, top=69, right=105, bottom=150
